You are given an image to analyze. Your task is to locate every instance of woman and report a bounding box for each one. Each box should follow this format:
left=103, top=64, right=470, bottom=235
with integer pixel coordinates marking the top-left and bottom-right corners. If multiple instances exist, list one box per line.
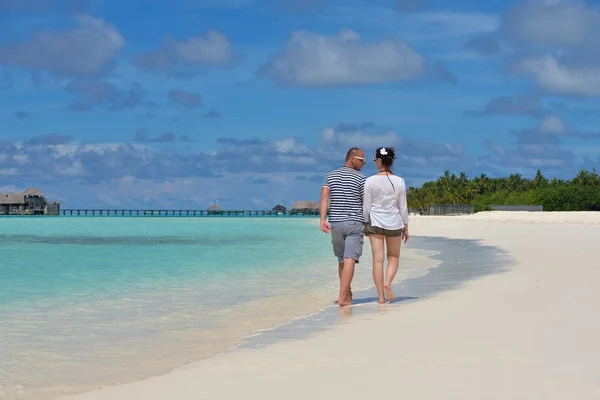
left=363, top=147, right=409, bottom=304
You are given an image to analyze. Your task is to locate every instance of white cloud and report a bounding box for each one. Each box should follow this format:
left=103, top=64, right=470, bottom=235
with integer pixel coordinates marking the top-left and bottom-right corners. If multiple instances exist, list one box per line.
left=170, top=31, right=234, bottom=66
left=415, top=12, right=500, bottom=39
left=487, top=140, right=574, bottom=170
left=474, top=0, right=600, bottom=97
left=261, top=29, right=425, bottom=87
left=0, top=123, right=469, bottom=189
left=317, top=5, right=499, bottom=41
left=537, top=115, right=569, bottom=136
left=467, top=93, right=544, bottom=117
left=4, top=120, right=590, bottom=208
left=273, top=138, right=310, bottom=154
left=134, top=30, right=238, bottom=76
left=320, top=126, right=399, bottom=149
left=502, top=0, right=600, bottom=47
left=514, top=55, right=600, bottom=97
left=0, top=14, right=125, bottom=77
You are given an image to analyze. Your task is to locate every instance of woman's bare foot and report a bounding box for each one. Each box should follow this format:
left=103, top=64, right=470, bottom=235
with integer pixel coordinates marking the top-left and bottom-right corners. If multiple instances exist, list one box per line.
left=384, top=283, right=395, bottom=302
left=377, top=297, right=386, bottom=304
left=338, top=296, right=352, bottom=307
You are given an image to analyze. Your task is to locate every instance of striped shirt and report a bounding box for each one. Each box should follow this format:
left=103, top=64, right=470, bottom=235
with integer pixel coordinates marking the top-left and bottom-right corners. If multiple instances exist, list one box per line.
left=322, top=166, right=366, bottom=223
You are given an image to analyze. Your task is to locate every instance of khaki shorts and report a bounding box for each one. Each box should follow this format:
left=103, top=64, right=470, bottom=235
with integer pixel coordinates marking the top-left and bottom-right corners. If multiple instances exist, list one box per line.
left=330, top=220, right=364, bottom=263
left=364, top=222, right=404, bottom=237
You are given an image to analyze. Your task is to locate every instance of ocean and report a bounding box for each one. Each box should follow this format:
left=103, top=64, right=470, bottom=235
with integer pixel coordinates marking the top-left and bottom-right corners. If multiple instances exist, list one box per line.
left=0, top=216, right=454, bottom=400
left=0, top=216, right=441, bottom=400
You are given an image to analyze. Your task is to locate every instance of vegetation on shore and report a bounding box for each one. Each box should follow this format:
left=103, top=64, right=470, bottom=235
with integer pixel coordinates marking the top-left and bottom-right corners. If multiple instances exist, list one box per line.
left=407, top=168, right=600, bottom=212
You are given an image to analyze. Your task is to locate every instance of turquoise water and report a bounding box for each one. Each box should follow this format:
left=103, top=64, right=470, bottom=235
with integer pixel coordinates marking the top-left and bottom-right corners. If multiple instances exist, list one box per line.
left=2, top=217, right=382, bottom=400
left=1, top=217, right=325, bottom=307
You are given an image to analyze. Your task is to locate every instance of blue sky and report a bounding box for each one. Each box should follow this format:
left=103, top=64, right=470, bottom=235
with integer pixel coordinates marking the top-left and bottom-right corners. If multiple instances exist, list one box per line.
left=1, top=0, right=600, bottom=209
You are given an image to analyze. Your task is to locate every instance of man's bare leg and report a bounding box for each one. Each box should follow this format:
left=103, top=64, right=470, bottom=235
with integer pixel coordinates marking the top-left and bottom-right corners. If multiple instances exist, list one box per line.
left=338, top=257, right=355, bottom=306
left=338, top=262, right=352, bottom=300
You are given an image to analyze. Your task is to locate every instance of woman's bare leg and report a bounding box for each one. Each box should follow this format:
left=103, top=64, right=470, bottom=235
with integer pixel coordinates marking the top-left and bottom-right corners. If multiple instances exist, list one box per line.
left=369, top=234, right=386, bottom=304
left=384, top=235, right=402, bottom=302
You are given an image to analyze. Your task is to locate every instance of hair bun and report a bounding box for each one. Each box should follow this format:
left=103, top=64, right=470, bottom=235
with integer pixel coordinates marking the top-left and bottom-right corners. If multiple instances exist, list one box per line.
left=377, top=146, right=395, bottom=158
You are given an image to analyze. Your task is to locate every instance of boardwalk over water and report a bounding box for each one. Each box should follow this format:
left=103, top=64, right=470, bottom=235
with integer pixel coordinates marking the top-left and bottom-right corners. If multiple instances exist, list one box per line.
left=59, top=209, right=320, bottom=217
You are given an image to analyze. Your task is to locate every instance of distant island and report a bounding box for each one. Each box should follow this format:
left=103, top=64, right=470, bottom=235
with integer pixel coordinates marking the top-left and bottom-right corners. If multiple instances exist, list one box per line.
left=407, top=168, right=600, bottom=213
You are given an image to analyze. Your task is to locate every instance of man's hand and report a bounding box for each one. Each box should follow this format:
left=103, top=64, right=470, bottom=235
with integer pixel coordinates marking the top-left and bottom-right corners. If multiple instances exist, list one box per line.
left=402, top=229, right=409, bottom=244
left=320, top=219, right=331, bottom=233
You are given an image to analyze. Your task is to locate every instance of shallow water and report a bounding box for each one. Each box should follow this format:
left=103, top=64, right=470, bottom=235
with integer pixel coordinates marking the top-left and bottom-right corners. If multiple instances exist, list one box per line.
left=0, top=216, right=452, bottom=399
left=0, top=217, right=439, bottom=400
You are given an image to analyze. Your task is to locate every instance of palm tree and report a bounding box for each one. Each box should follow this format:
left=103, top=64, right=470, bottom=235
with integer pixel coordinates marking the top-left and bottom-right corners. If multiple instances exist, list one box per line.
left=533, top=170, right=548, bottom=189
left=407, top=168, right=598, bottom=212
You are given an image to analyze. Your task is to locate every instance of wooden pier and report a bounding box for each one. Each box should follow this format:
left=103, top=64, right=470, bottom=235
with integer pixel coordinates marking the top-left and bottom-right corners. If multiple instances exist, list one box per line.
left=59, top=209, right=320, bottom=217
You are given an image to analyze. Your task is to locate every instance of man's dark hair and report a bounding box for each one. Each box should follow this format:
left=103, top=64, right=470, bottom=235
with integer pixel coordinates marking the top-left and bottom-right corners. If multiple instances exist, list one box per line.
left=345, top=147, right=362, bottom=161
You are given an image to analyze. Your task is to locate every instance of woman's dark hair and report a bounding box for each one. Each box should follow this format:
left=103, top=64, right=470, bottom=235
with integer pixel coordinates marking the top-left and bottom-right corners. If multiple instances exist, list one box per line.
left=374, top=146, right=396, bottom=168
left=374, top=146, right=397, bottom=192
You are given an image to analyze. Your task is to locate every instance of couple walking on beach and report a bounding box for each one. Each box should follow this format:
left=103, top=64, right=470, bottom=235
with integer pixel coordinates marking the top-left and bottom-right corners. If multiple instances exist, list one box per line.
left=319, top=147, right=409, bottom=307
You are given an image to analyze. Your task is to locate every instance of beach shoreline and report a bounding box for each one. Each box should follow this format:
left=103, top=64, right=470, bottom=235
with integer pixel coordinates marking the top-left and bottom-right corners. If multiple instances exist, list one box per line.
left=60, top=212, right=600, bottom=400
left=2, top=218, right=448, bottom=400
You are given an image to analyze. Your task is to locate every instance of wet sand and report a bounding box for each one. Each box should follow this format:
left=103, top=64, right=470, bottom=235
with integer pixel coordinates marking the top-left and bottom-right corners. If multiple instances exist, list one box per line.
left=62, top=211, right=600, bottom=400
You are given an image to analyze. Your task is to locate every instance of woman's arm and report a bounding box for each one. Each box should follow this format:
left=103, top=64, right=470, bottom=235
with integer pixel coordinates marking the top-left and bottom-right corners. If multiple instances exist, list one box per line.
left=397, top=178, right=409, bottom=227
left=363, top=179, right=372, bottom=222
left=398, top=178, right=409, bottom=243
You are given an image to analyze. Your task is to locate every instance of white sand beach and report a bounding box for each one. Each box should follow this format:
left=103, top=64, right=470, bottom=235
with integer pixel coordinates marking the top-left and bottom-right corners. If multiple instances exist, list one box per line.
left=63, top=212, right=600, bottom=400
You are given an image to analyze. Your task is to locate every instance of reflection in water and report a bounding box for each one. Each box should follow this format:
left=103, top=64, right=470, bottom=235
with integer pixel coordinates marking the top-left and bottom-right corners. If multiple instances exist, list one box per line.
left=338, top=306, right=353, bottom=319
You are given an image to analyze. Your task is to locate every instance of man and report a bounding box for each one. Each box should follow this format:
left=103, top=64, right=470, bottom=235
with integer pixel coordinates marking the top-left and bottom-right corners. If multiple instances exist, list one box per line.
left=319, top=147, right=367, bottom=306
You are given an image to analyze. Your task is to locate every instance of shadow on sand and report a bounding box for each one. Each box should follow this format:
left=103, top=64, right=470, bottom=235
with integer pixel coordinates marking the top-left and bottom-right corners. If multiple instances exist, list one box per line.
left=240, top=235, right=511, bottom=350
left=335, top=295, right=419, bottom=306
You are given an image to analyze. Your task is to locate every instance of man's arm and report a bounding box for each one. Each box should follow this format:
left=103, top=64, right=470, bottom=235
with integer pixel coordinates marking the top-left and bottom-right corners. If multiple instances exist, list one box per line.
left=319, top=186, right=331, bottom=233
left=319, top=186, right=330, bottom=221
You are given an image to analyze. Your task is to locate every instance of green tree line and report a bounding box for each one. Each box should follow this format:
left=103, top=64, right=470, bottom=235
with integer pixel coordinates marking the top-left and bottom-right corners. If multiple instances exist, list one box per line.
left=407, top=168, right=600, bottom=212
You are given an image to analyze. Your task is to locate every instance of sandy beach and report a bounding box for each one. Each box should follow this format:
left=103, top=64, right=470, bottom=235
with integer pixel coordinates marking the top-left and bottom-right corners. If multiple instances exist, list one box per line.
left=63, top=211, right=600, bottom=400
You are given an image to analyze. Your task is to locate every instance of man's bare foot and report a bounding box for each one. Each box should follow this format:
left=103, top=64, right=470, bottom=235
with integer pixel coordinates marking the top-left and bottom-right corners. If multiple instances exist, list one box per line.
left=384, top=283, right=395, bottom=302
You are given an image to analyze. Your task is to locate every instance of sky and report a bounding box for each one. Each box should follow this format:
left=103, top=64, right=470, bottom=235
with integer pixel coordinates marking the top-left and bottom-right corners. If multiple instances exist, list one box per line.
left=1, top=0, right=600, bottom=209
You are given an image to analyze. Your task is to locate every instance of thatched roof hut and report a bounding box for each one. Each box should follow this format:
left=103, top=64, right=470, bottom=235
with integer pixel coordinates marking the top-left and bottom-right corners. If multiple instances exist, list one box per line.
left=0, top=193, right=23, bottom=204
left=291, top=200, right=318, bottom=210
left=0, top=188, right=45, bottom=204
left=272, top=204, right=287, bottom=213
left=22, top=188, right=44, bottom=197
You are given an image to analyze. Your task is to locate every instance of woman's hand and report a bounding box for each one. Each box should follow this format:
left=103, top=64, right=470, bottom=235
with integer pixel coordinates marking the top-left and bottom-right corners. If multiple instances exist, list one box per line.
left=402, top=229, right=409, bottom=244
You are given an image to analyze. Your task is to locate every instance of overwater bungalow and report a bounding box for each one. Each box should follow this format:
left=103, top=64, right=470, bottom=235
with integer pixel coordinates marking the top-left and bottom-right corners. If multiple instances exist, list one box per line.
left=290, top=200, right=319, bottom=215
left=272, top=204, right=287, bottom=214
left=0, top=188, right=60, bottom=215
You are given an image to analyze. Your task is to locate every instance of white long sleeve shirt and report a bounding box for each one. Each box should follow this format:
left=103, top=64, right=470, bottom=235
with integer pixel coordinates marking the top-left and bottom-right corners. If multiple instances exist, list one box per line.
left=363, top=174, right=409, bottom=230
